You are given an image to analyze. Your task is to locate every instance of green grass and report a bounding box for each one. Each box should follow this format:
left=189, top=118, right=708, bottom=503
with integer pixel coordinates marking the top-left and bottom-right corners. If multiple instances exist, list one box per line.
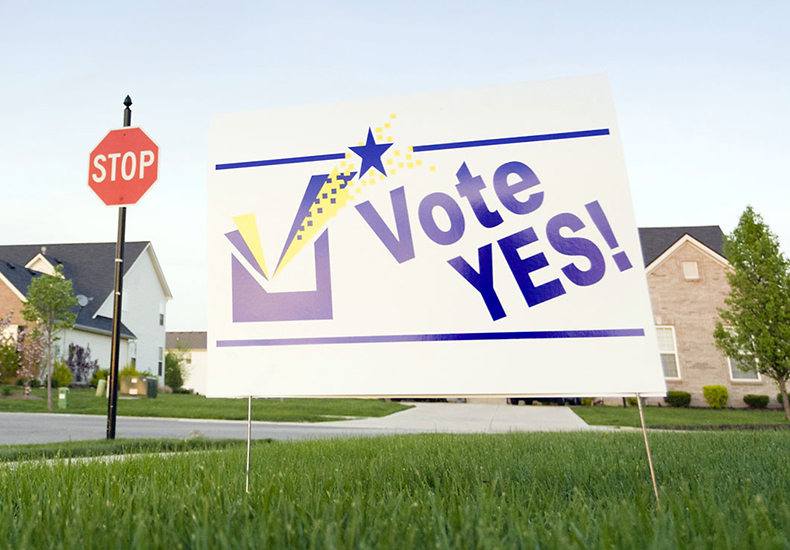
left=2, top=432, right=790, bottom=549
left=0, top=385, right=410, bottom=422
left=572, top=405, right=790, bottom=428
left=0, top=437, right=273, bottom=463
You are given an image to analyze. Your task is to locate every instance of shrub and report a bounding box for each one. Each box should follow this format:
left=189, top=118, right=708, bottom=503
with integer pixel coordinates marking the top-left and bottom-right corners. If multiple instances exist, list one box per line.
left=664, top=391, right=691, bottom=407
left=625, top=397, right=639, bottom=407
left=703, top=385, right=729, bottom=409
left=743, top=394, right=769, bottom=409
left=165, top=352, right=185, bottom=390
left=90, top=368, right=110, bottom=387
left=779, top=393, right=787, bottom=406
left=119, top=364, right=141, bottom=377
left=51, top=360, right=74, bottom=387
left=66, top=344, right=99, bottom=386
left=579, top=398, right=594, bottom=406
left=1, top=386, right=12, bottom=397
left=158, top=385, right=173, bottom=394
left=0, top=343, right=18, bottom=384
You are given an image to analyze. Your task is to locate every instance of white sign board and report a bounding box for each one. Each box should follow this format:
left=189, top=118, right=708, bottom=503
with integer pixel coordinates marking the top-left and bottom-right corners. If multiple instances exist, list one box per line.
left=207, top=75, right=666, bottom=398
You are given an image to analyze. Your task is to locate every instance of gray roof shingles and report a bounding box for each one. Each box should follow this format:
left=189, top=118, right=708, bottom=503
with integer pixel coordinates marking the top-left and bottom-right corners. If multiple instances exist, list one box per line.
left=0, top=242, right=149, bottom=338
left=638, top=226, right=724, bottom=267
left=166, top=331, right=207, bottom=350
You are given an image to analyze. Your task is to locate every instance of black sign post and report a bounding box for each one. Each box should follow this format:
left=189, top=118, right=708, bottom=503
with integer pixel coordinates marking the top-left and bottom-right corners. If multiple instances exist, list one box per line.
left=105, top=96, right=132, bottom=439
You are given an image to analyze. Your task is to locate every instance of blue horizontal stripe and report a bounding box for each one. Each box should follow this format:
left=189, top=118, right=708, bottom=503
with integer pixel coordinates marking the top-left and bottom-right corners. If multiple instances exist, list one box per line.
left=217, top=328, right=644, bottom=348
left=412, top=129, right=610, bottom=153
left=214, top=129, right=610, bottom=171
left=216, top=152, right=346, bottom=171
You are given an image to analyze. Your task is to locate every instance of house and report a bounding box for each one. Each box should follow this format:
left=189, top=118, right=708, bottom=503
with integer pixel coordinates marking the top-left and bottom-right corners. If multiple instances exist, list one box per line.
left=640, top=226, right=780, bottom=408
left=165, top=331, right=207, bottom=394
left=0, top=242, right=172, bottom=384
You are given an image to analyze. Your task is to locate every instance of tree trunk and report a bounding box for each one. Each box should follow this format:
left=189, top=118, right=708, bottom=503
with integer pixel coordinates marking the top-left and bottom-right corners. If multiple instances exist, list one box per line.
left=46, top=312, right=54, bottom=412
left=46, top=332, right=52, bottom=412
left=779, top=378, right=790, bottom=422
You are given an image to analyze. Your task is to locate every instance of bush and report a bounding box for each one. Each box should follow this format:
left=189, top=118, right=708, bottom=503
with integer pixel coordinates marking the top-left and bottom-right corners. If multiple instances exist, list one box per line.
left=165, top=352, right=185, bottom=390
left=51, top=360, right=74, bottom=387
left=703, top=385, right=729, bottom=409
left=119, top=364, right=141, bottom=377
left=1, top=386, right=12, bottom=397
left=90, top=368, right=110, bottom=387
left=158, top=385, right=173, bottom=394
left=625, top=397, right=639, bottom=407
left=66, top=344, right=99, bottom=386
left=0, top=343, right=18, bottom=384
left=664, top=391, right=691, bottom=407
left=779, top=393, right=787, bottom=406
left=579, top=398, right=594, bottom=406
left=743, top=394, right=769, bottom=409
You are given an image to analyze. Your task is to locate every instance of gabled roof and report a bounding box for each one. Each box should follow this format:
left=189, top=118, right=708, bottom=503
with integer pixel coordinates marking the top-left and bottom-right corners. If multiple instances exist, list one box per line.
left=0, top=242, right=152, bottom=338
left=166, top=331, right=207, bottom=350
left=638, top=226, right=725, bottom=267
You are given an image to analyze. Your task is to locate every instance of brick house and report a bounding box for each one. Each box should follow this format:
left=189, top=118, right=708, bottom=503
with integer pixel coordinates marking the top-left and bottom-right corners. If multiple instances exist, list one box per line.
left=640, top=226, right=781, bottom=408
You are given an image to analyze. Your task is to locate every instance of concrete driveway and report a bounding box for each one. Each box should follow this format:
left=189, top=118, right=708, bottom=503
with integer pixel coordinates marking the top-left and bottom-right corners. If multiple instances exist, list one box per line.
left=0, top=403, right=593, bottom=445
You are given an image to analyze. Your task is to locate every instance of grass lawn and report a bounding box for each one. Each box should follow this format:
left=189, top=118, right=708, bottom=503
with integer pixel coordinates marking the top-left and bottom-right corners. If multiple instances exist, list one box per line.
left=572, top=404, right=790, bottom=428
left=0, top=385, right=410, bottom=422
left=2, top=431, right=789, bottom=549
left=0, top=437, right=273, bottom=463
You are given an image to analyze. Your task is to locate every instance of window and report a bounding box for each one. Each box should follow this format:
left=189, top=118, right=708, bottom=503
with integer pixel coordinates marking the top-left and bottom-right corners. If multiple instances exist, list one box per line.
left=682, top=261, right=699, bottom=280
left=656, top=326, right=680, bottom=379
left=159, top=302, right=165, bottom=326
left=129, top=341, right=137, bottom=369
left=158, top=347, right=164, bottom=377
left=729, top=357, right=760, bottom=381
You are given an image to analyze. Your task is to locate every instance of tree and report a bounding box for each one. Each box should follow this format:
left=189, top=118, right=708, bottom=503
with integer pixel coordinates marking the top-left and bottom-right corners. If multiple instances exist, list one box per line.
left=714, top=206, right=790, bottom=420
left=22, top=265, right=77, bottom=411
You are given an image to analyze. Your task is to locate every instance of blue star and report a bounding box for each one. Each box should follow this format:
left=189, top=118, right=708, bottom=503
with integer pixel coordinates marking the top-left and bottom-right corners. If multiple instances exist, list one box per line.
left=349, top=128, right=393, bottom=177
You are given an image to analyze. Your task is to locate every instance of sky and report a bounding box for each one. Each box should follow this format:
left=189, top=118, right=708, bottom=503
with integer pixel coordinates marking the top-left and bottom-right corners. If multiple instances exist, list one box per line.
left=1, top=0, right=787, bottom=331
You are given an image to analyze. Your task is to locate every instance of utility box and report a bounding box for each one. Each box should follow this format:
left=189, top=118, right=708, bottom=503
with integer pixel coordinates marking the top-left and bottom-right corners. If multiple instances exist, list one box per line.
left=120, top=376, right=148, bottom=397
left=120, top=376, right=157, bottom=398
left=95, top=379, right=107, bottom=397
left=146, top=377, right=158, bottom=399
left=58, top=387, right=70, bottom=409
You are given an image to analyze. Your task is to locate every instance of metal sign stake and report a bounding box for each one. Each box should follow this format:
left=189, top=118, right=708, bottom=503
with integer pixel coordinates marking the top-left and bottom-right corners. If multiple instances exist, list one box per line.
left=245, top=395, right=252, bottom=494
left=636, top=393, right=660, bottom=505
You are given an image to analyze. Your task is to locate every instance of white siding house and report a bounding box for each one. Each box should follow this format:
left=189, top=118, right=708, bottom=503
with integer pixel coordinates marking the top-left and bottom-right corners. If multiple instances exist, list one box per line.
left=0, top=242, right=172, bottom=385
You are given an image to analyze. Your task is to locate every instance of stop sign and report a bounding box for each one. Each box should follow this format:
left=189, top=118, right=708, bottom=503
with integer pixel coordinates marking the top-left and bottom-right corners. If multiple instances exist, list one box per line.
left=89, top=127, right=159, bottom=205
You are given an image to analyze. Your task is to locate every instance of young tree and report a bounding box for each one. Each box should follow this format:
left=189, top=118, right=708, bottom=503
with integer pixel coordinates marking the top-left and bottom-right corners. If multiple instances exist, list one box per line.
left=22, top=265, right=77, bottom=411
left=16, top=328, right=46, bottom=396
left=714, top=207, right=790, bottom=420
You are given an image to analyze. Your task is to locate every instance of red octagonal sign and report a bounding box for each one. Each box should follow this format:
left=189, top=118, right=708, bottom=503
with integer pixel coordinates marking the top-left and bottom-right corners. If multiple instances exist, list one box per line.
left=89, top=127, right=159, bottom=205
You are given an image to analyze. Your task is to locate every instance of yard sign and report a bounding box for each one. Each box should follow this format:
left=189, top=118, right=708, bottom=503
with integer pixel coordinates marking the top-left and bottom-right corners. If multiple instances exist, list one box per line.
left=206, top=75, right=667, bottom=398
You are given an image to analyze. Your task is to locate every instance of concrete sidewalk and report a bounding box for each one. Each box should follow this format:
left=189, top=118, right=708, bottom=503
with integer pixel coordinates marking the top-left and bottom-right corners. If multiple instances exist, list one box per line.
left=317, top=402, right=592, bottom=433
left=0, top=403, right=594, bottom=444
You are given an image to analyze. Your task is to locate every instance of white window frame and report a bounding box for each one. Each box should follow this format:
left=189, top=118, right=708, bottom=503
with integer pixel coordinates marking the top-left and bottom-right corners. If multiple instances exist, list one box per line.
left=129, top=340, right=137, bottom=369
left=656, top=325, right=681, bottom=380
left=158, top=347, right=164, bottom=377
left=728, top=357, right=761, bottom=382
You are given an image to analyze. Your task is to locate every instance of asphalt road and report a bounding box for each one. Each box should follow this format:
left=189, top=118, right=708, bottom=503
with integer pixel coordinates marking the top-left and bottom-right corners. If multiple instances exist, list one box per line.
left=0, top=403, right=594, bottom=445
